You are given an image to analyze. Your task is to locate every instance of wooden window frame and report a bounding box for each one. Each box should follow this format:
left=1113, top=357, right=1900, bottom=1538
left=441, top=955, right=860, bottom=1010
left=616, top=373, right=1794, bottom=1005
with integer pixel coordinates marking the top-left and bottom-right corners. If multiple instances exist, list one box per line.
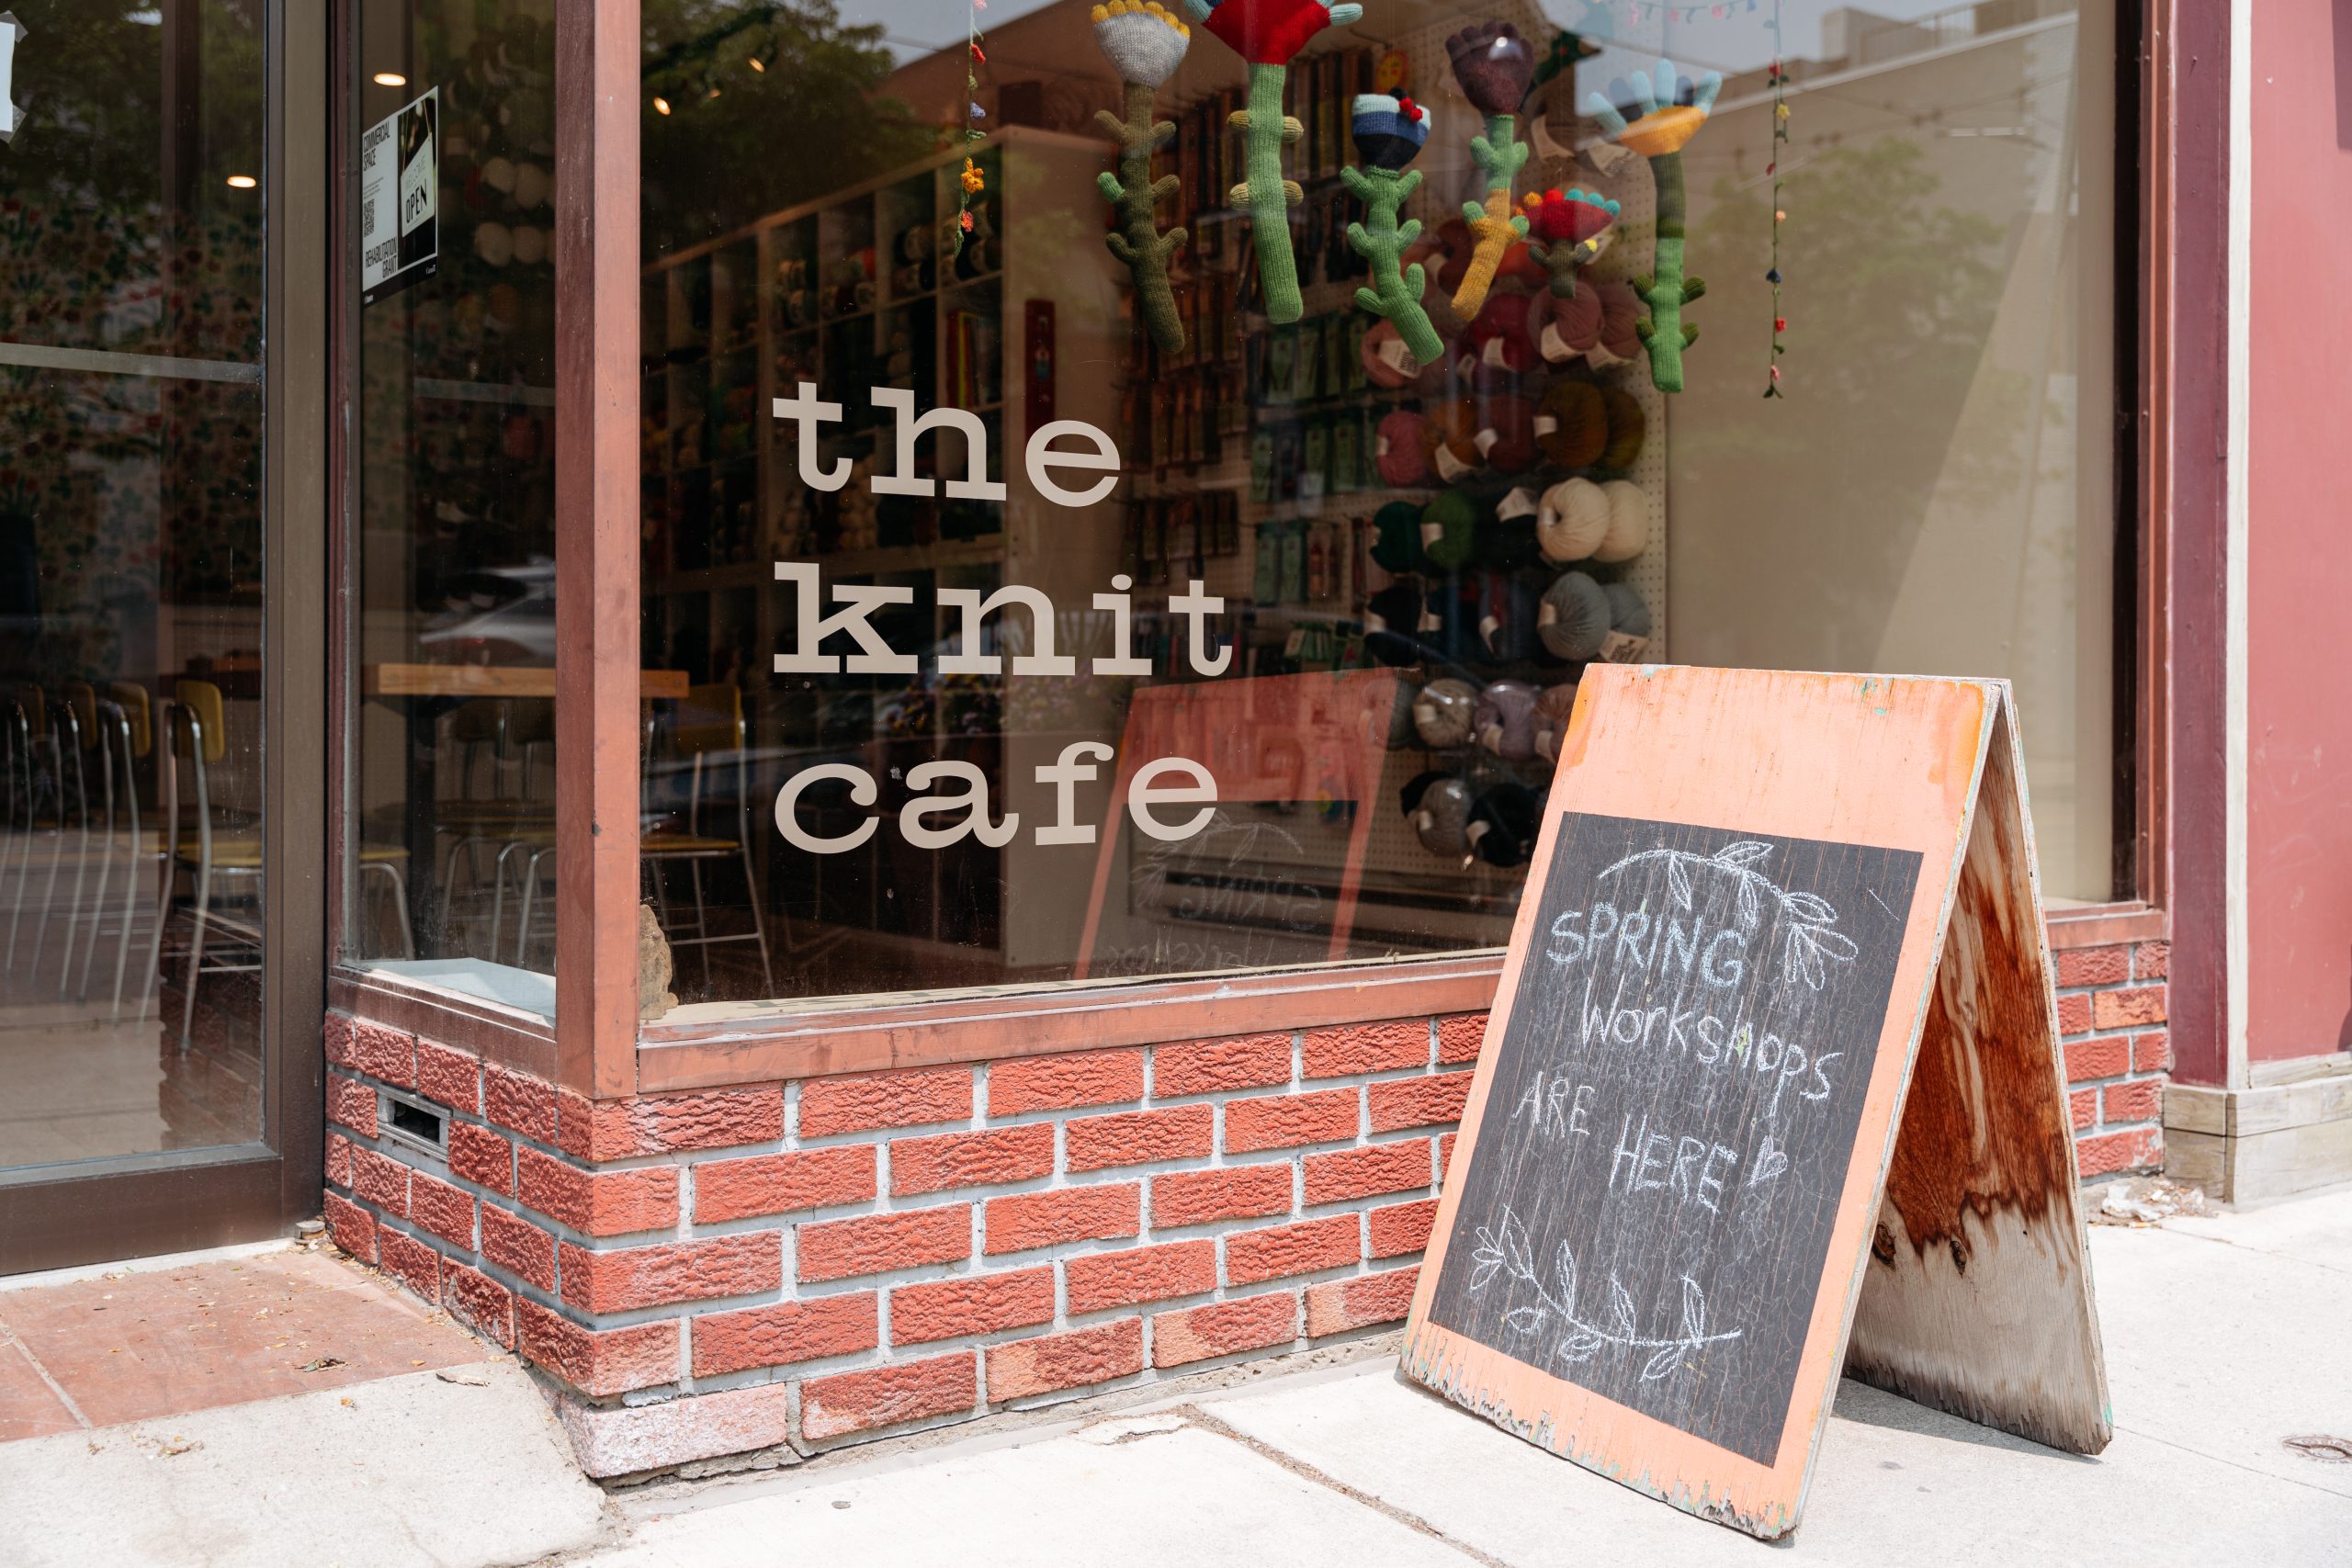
left=331, top=0, right=2215, bottom=1101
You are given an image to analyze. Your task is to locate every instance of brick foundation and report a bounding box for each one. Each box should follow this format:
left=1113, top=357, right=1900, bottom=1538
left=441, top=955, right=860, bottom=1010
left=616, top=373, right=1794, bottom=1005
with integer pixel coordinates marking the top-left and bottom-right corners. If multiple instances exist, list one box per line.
left=322, top=965, right=2164, bottom=1478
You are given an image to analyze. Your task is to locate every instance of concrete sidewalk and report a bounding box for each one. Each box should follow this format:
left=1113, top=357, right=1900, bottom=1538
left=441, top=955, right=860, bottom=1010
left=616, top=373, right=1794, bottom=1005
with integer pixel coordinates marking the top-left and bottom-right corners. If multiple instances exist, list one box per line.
left=579, top=1190, right=2352, bottom=1566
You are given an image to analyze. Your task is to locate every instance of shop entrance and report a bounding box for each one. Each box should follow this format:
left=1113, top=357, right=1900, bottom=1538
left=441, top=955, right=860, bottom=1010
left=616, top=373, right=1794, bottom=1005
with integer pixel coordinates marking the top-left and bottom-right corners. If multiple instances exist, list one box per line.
left=0, top=3, right=327, bottom=1274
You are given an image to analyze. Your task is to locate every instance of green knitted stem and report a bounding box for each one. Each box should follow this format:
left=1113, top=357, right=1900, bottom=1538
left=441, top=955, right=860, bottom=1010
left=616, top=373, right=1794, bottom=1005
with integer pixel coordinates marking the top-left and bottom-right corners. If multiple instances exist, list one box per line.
left=1536, top=243, right=1582, bottom=299
left=1342, top=165, right=1442, bottom=366
left=1096, top=81, right=1188, bottom=355
left=1635, top=149, right=1702, bottom=393
left=1241, top=63, right=1302, bottom=325
left=1449, top=114, right=1527, bottom=319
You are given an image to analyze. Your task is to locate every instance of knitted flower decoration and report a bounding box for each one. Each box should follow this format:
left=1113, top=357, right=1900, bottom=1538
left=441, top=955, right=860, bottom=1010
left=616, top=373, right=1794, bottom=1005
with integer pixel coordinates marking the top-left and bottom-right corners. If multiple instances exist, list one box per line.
left=1350, top=93, right=1429, bottom=173
left=1189, top=0, right=1358, bottom=65
left=1523, top=187, right=1618, bottom=251
left=1091, top=0, right=1191, bottom=89
left=1445, top=20, right=1534, bottom=116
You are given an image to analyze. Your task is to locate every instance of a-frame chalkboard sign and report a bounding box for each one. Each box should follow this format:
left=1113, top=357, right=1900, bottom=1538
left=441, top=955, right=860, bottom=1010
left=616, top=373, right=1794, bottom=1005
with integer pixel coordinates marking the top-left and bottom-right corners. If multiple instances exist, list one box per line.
left=1402, top=668, right=2109, bottom=1540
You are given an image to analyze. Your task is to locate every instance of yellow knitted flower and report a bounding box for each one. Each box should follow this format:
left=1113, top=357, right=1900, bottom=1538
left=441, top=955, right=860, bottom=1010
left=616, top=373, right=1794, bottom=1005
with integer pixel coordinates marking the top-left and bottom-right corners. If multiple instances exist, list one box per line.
left=961, top=157, right=985, bottom=195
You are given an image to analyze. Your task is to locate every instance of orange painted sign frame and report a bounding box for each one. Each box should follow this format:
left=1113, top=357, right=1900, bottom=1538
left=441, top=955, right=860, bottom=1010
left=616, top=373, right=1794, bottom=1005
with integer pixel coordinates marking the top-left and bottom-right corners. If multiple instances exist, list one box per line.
left=1401, top=666, right=2108, bottom=1539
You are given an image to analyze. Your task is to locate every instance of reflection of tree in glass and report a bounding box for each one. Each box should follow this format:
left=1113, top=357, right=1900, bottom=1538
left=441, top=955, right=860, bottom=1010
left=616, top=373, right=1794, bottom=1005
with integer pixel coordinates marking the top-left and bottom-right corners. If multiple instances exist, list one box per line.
left=0, top=4, right=268, bottom=675
left=1679, top=138, right=2017, bottom=514
left=641, top=0, right=933, bottom=258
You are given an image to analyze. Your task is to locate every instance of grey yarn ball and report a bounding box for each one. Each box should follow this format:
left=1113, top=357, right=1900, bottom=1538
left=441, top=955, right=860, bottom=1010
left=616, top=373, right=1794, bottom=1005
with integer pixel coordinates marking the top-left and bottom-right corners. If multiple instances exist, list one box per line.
left=1476, top=680, right=1542, bottom=761
left=1412, top=679, right=1480, bottom=749
left=1413, top=776, right=1474, bottom=857
left=1537, top=572, right=1611, bottom=661
left=1604, top=581, right=1653, bottom=637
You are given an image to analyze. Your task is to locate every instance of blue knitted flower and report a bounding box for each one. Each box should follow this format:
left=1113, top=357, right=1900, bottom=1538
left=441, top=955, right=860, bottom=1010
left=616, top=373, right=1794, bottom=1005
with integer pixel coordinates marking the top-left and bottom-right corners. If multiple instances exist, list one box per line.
left=1350, top=92, right=1430, bottom=173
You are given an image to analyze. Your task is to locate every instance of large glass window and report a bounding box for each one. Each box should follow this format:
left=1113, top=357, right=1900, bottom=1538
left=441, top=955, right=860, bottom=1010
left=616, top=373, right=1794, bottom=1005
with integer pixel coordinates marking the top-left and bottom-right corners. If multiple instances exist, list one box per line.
left=637, top=0, right=2122, bottom=1014
left=0, top=2, right=269, bottom=1166
left=345, top=0, right=560, bottom=1013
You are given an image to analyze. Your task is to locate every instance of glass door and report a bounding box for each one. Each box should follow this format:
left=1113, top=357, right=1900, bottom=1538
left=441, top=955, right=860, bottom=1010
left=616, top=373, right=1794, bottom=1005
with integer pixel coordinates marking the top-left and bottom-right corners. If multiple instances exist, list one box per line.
left=0, top=2, right=326, bottom=1274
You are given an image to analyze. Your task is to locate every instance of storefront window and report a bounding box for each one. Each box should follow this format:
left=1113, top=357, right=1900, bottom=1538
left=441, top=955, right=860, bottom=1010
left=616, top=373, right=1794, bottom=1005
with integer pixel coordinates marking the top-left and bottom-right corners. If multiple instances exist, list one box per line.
left=345, top=0, right=560, bottom=1010
left=638, top=0, right=2120, bottom=1012
left=0, top=2, right=268, bottom=1163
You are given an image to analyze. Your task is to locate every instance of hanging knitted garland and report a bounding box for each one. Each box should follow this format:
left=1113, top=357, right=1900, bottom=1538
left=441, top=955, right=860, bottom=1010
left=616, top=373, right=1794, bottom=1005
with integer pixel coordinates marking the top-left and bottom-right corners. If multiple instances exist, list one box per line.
left=950, top=0, right=989, bottom=256
left=1762, top=0, right=1789, bottom=398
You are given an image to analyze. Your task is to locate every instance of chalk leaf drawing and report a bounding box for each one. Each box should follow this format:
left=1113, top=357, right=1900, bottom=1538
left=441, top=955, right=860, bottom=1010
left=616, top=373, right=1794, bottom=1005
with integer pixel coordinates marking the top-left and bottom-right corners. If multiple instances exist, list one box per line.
left=1467, top=1207, right=1741, bottom=1381
left=1598, top=840, right=1860, bottom=988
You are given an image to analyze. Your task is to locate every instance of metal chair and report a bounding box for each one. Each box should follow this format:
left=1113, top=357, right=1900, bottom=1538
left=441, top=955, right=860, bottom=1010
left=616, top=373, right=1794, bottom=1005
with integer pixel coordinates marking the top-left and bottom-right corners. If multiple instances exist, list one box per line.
left=434, top=697, right=555, bottom=957
left=637, top=682, right=774, bottom=995
left=161, top=679, right=416, bottom=1047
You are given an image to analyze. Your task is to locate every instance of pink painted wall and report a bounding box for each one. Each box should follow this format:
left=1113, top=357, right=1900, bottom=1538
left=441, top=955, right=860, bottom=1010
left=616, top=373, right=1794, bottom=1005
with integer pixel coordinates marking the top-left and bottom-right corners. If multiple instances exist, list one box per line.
left=2245, top=0, right=2352, bottom=1064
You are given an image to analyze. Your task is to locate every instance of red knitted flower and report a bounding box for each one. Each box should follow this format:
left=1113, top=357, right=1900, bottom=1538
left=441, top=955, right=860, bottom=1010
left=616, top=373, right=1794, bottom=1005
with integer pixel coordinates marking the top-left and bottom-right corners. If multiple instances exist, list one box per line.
left=1193, top=0, right=1341, bottom=65
left=1521, top=187, right=1620, bottom=248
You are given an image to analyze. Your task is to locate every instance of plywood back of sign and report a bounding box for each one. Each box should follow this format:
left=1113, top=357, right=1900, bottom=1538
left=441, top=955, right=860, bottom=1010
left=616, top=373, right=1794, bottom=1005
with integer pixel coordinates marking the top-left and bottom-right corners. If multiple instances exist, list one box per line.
left=1844, top=692, right=2110, bottom=1454
left=1402, top=666, right=1997, bottom=1538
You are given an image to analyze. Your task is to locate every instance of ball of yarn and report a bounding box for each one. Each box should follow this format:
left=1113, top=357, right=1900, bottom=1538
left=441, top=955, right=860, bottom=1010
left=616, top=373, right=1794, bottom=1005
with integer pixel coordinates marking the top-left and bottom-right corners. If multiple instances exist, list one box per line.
left=1597, top=384, right=1645, bottom=470
left=1419, top=490, right=1482, bottom=572
left=1535, top=379, right=1607, bottom=469
left=1594, top=479, right=1649, bottom=562
left=1533, top=680, right=1580, bottom=761
left=1476, top=571, right=1543, bottom=661
left=1419, top=399, right=1482, bottom=482
left=512, top=162, right=549, bottom=209
left=1423, top=574, right=1485, bottom=661
left=1531, top=287, right=1602, bottom=365
left=1465, top=782, right=1541, bottom=866
left=1363, top=582, right=1427, bottom=667
left=510, top=225, right=546, bottom=265
left=1362, top=320, right=1423, bottom=389
left=1537, top=570, right=1611, bottom=660
left=1378, top=677, right=1421, bottom=749
left=473, top=221, right=514, bottom=266
left=1589, top=279, right=1643, bottom=367
left=1370, top=501, right=1426, bottom=575
left=1463, top=293, right=1538, bottom=379
left=1537, top=478, right=1609, bottom=563
left=1412, top=678, right=1480, bottom=748
left=1604, top=581, right=1653, bottom=637
left=1496, top=240, right=1547, bottom=294
left=1433, top=217, right=1477, bottom=295
left=1403, top=772, right=1474, bottom=858
left=1474, top=392, right=1539, bottom=472
left=1476, top=680, right=1542, bottom=761
left=1375, top=411, right=1430, bottom=487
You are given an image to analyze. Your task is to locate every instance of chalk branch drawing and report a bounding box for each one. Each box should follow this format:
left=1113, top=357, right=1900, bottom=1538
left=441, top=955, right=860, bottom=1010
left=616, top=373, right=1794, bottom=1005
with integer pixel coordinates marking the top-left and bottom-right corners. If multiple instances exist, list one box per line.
left=1598, top=840, right=1859, bottom=988
left=1468, top=1207, right=1741, bottom=1382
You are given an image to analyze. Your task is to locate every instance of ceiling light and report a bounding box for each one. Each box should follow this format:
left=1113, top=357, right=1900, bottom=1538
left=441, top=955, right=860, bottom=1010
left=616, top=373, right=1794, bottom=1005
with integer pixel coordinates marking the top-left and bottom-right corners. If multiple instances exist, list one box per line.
left=652, top=96, right=672, bottom=115
left=372, top=72, right=408, bottom=87
left=225, top=174, right=257, bottom=189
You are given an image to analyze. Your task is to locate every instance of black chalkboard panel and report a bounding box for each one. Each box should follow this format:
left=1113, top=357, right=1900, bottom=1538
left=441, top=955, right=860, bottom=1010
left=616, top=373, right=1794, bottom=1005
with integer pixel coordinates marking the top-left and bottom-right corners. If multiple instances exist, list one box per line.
left=1426, top=812, right=1923, bottom=1465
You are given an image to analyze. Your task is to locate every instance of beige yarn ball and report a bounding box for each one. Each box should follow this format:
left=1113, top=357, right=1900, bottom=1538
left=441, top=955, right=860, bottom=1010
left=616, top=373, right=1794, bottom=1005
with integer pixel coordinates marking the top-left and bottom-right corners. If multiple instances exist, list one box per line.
left=1537, top=478, right=1609, bottom=562
left=1594, top=479, right=1650, bottom=562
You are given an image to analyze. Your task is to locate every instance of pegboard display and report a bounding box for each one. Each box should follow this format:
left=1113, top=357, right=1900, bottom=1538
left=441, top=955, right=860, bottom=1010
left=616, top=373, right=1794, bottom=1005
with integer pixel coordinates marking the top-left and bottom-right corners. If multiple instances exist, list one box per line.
left=1106, top=4, right=1689, bottom=944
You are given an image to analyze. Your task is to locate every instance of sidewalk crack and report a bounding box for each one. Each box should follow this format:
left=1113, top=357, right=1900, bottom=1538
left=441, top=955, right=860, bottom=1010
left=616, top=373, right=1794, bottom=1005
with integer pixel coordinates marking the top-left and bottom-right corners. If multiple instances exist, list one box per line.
left=1172, top=1403, right=1520, bottom=1568
left=0, top=1320, right=92, bottom=1430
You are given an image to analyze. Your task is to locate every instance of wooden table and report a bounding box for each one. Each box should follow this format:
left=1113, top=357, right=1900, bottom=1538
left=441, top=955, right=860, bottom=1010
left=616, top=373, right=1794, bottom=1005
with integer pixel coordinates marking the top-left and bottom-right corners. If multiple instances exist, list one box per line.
left=362, top=664, right=689, bottom=699
left=361, top=665, right=691, bottom=942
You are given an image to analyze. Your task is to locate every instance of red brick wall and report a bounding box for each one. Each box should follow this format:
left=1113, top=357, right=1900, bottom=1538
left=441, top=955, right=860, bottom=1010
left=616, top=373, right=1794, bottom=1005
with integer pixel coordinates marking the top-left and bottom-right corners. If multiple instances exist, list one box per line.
left=2054, top=941, right=2169, bottom=1178
left=322, top=975, right=2161, bottom=1475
